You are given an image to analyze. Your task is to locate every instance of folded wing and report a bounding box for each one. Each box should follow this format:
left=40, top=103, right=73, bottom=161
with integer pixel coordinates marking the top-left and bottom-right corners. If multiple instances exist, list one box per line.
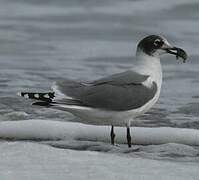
left=55, top=71, right=157, bottom=111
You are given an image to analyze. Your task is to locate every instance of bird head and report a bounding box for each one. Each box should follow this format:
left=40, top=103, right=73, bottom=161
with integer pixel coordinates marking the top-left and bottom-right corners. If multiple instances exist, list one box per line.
left=137, top=35, right=187, bottom=62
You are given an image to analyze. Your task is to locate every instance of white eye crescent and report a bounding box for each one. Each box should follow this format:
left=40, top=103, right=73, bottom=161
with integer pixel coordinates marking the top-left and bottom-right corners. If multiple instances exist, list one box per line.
left=154, top=39, right=161, bottom=46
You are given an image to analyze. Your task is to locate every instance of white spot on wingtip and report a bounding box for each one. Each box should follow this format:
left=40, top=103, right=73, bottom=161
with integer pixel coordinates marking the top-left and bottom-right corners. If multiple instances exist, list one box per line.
left=34, top=94, right=39, bottom=98
left=17, top=92, right=22, bottom=96
left=44, top=94, right=50, bottom=98
left=24, top=94, right=29, bottom=98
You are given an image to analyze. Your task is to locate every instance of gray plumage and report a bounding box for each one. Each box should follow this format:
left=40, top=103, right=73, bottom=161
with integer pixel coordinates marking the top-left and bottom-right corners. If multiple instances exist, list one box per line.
left=55, top=71, right=157, bottom=111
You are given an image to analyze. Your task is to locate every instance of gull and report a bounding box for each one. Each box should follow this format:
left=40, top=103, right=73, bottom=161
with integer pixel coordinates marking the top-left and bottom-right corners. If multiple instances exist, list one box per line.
left=18, top=35, right=187, bottom=147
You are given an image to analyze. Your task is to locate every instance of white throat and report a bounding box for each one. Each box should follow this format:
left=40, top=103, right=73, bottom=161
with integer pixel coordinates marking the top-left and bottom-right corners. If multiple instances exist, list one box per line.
left=133, top=48, right=162, bottom=89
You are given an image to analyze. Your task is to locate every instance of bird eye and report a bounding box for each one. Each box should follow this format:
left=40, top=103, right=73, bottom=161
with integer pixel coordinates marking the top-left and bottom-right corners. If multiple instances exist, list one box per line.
left=153, top=39, right=163, bottom=47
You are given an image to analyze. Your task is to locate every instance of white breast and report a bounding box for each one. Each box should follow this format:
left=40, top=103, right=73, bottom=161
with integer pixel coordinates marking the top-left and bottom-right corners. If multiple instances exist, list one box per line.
left=126, top=50, right=163, bottom=118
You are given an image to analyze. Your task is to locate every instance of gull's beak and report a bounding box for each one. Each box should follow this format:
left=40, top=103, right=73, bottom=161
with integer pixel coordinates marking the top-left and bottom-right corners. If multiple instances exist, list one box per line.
left=163, top=44, right=188, bottom=63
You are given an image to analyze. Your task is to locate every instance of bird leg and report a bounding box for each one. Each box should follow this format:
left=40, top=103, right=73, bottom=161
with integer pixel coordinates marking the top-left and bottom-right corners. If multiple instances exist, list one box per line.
left=127, top=127, right=131, bottom=148
left=110, top=125, right=115, bottom=145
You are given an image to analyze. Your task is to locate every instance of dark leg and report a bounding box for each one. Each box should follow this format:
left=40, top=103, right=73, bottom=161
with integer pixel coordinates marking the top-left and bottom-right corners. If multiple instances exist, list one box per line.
left=110, top=125, right=115, bottom=145
left=127, top=127, right=131, bottom=148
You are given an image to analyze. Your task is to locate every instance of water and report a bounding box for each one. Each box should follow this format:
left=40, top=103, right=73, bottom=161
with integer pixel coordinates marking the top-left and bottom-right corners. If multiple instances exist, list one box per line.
left=1, top=0, right=199, bottom=127
left=0, top=0, right=199, bottom=178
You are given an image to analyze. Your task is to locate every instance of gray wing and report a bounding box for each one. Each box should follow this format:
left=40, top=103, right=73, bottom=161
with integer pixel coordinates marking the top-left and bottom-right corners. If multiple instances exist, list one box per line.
left=92, top=70, right=149, bottom=85
left=55, top=71, right=157, bottom=111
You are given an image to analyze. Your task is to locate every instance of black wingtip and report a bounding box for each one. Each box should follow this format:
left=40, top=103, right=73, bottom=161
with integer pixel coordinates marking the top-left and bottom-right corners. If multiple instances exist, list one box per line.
left=18, top=92, right=55, bottom=102
left=32, top=101, right=52, bottom=107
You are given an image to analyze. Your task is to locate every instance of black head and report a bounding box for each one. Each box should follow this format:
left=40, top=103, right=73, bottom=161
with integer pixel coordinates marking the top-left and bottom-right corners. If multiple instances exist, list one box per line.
left=137, top=35, right=164, bottom=56
left=137, top=35, right=188, bottom=62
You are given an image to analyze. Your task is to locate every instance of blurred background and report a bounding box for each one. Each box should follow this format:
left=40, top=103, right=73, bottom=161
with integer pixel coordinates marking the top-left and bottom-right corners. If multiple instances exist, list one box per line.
left=1, top=0, right=199, bottom=179
left=0, top=0, right=199, bottom=127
